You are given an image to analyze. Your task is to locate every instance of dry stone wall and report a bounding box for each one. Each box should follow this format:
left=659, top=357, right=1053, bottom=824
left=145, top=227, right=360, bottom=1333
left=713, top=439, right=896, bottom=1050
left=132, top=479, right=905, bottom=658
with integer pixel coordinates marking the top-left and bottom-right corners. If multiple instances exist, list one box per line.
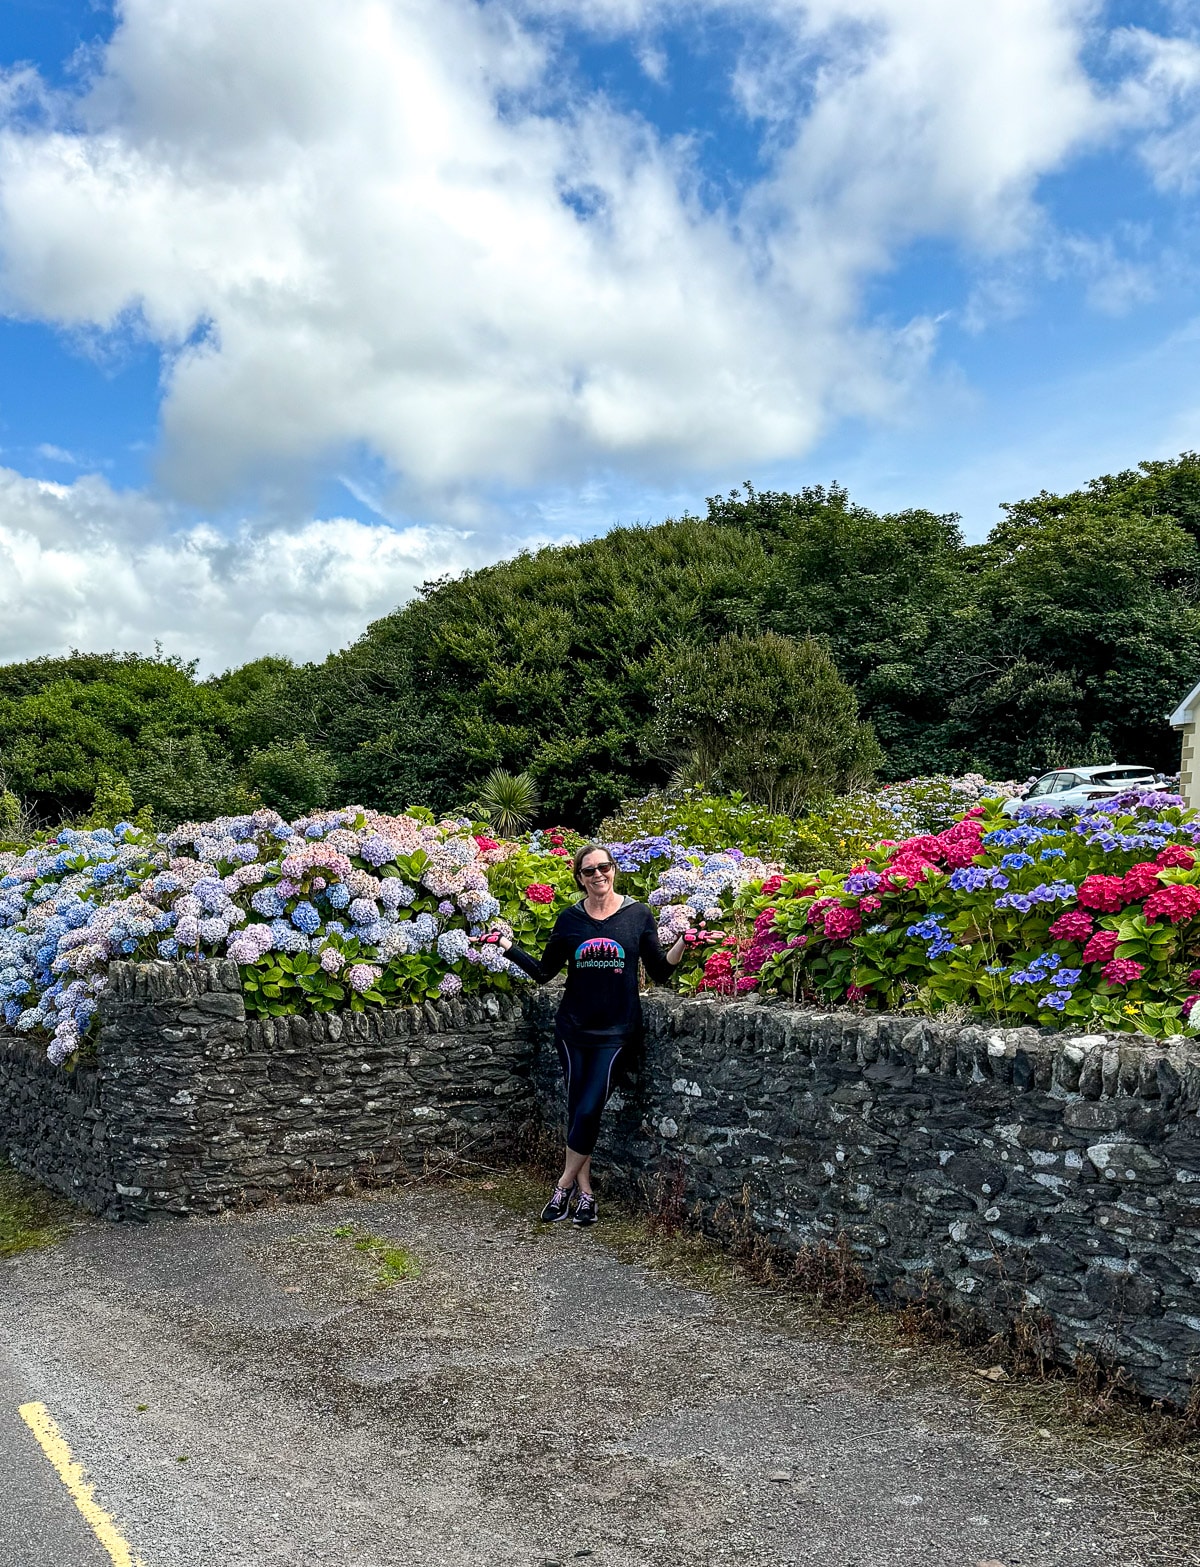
left=526, top=990, right=1200, bottom=1405
left=4, top=962, right=1200, bottom=1404
left=0, top=960, right=535, bottom=1219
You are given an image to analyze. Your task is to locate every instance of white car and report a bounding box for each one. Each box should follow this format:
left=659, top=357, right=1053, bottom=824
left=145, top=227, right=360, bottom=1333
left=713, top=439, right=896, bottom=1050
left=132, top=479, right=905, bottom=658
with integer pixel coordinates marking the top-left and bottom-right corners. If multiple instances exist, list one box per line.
left=1001, top=764, right=1158, bottom=817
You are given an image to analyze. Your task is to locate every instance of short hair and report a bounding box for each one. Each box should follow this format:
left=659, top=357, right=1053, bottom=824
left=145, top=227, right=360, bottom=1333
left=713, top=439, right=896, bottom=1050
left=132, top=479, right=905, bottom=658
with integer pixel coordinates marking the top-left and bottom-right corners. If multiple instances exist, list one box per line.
left=572, top=842, right=617, bottom=889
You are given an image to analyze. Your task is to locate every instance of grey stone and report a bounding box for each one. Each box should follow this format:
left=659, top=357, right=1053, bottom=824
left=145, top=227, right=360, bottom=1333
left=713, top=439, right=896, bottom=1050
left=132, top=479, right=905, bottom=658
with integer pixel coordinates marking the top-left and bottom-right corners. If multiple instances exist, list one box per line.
left=8, top=964, right=1200, bottom=1406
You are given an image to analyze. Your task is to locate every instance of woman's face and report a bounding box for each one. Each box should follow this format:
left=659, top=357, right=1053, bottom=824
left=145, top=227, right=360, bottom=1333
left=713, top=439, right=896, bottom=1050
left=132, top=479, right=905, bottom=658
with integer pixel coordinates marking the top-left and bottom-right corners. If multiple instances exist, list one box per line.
left=578, top=853, right=616, bottom=893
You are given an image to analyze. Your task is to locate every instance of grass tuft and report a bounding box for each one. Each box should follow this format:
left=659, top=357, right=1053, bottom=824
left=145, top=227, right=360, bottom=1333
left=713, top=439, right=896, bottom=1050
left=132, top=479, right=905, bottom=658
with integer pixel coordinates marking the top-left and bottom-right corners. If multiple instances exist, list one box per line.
left=330, top=1224, right=420, bottom=1285
left=0, top=1163, right=76, bottom=1256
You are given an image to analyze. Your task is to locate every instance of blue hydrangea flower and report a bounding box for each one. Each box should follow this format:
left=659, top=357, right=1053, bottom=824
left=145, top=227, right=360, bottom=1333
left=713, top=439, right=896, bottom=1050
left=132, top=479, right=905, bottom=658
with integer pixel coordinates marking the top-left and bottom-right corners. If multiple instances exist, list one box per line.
left=250, top=887, right=286, bottom=919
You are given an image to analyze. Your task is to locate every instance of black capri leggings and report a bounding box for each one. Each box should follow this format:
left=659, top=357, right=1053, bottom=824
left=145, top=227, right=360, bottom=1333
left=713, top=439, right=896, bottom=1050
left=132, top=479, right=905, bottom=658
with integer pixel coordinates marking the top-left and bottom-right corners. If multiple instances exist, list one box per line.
left=557, top=1033, right=624, bottom=1157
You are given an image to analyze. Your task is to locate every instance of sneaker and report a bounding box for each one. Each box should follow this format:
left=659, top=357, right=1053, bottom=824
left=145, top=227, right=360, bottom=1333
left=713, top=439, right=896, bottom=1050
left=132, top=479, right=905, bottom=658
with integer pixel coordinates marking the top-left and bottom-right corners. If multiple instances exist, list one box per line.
left=539, top=1182, right=576, bottom=1223
left=572, top=1192, right=598, bottom=1228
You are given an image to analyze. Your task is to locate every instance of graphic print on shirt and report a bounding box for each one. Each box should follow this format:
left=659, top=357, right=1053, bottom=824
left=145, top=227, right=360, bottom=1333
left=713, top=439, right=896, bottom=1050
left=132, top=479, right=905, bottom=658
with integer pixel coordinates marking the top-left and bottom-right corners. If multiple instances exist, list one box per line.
left=574, top=937, right=626, bottom=971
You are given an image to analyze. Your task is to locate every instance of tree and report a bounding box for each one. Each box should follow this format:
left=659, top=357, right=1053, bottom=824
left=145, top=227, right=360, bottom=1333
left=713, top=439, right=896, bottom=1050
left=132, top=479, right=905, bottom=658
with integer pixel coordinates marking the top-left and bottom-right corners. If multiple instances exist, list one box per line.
left=472, top=768, right=540, bottom=835
left=265, top=516, right=766, bottom=824
left=242, top=739, right=339, bottom=820
left=84, top=770, right=135, bottom=829
left=930, top=507, right=1200, bottom=776
left=650, top=632, right=883, bottom=814
left=708, top=483, right=969, bottom=777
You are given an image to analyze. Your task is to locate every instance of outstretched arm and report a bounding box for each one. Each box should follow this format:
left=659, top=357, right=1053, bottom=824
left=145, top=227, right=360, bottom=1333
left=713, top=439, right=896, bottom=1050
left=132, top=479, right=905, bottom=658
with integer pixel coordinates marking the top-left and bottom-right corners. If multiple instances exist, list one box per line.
left=500, top=929, right=570, bottom=986
left=639, top=917, right=686, bottom=984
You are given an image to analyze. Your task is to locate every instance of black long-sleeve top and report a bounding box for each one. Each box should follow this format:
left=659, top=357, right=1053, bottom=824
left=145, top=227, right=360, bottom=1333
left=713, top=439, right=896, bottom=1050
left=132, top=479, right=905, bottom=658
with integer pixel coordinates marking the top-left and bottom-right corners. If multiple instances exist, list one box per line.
left=506, top=897, right=677, bottom=1047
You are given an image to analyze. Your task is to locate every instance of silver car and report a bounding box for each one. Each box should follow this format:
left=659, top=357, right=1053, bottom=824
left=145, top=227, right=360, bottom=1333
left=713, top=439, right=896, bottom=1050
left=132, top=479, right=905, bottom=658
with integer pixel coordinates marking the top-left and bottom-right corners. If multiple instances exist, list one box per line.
left=1001, top=764, right=1158, bottom=817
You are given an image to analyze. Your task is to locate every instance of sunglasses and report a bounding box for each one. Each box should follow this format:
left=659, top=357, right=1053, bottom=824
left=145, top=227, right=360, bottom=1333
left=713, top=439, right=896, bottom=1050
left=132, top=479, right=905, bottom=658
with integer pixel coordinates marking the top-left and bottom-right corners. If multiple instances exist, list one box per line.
left=579, top=862, right=615, bottom=878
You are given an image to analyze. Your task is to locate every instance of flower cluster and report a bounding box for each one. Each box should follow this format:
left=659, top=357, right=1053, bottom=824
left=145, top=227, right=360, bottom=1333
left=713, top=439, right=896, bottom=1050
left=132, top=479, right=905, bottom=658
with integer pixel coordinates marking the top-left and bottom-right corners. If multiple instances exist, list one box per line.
left=653, top=850, right=775, bottom=949
left=700, top=788, right=1200, bottom=1038
left=3, top=805, right=568, bottom=1063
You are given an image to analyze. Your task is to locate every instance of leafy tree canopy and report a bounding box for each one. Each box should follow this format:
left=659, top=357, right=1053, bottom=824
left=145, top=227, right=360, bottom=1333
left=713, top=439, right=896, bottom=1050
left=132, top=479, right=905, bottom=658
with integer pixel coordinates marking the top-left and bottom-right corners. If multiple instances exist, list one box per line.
left=2, top=454, right=1198, bottom=829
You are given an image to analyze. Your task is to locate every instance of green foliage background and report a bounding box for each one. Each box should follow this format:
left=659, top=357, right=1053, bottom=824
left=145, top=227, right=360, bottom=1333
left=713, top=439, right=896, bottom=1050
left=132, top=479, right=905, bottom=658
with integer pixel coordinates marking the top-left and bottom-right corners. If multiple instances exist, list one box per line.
left=2, top=453, right=1198, bottom=830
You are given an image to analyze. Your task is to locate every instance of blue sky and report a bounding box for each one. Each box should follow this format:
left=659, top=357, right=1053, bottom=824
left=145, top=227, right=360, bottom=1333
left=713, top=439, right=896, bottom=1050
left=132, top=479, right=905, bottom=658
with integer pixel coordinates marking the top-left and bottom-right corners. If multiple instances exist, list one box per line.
left=0, top=0, right=1199, bottom=668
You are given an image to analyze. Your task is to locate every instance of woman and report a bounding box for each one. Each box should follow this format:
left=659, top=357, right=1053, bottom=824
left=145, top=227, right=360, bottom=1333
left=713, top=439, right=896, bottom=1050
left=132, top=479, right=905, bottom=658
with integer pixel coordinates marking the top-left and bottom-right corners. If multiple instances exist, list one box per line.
left=498, top=842, right=686, bottom=1227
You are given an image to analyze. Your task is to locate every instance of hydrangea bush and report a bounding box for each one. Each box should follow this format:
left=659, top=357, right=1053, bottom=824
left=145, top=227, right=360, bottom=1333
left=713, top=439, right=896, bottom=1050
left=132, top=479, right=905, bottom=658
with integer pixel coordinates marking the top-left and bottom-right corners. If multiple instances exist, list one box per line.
left=0, top=808, right=589, bottom=1063
left=788, top=774, right=1025, bottom=871
left=10, top=780, right=1198, bottom=1067
left=0, top=805, right=769, bottom=1066
left=596, top=788, right=800, bottom=862
left=600, top=775, right=1026, bottom=876
left=665, top=791, right=1200, bottom=1038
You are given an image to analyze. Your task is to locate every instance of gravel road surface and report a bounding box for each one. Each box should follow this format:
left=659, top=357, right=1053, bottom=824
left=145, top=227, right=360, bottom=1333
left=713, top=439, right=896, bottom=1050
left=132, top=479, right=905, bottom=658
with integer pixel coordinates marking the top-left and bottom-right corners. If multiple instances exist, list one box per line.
left=1, top=1182, right=1195, bottom=1567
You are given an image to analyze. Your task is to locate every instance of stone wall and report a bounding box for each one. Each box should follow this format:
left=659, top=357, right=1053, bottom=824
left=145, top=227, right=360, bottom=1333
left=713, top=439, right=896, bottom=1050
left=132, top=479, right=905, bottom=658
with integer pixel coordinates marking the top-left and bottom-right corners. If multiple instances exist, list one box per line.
left=6, top=962, right=1200, bottom=1403
left=528, top=990, right=1200, bottom=1405
left=0, top=961, right=535, bottom=1219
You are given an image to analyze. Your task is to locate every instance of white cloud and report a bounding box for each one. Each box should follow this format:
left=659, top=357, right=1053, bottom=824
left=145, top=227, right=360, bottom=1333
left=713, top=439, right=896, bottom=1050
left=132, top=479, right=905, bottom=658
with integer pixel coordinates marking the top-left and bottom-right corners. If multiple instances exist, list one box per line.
left=0, top=0, right=1162, bottom=514
left=0, top=0, right=1197, bottom=677
left=0, top=466, right=484, bottom=671
left=34, top=443, right=82, bottom=465
left=1115, top=25, right=1200, bottom=192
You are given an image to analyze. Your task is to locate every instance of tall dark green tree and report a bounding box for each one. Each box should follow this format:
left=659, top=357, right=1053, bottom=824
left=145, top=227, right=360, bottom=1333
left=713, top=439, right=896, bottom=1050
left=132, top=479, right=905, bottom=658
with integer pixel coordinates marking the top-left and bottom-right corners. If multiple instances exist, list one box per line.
left=650, top=632, right=883, bottom=813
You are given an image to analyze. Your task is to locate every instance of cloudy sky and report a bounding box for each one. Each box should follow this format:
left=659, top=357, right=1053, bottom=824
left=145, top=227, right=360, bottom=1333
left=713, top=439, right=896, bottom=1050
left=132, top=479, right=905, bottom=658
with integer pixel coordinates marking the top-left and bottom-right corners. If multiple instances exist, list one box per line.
left=1, top=0, right=1199, bottom=670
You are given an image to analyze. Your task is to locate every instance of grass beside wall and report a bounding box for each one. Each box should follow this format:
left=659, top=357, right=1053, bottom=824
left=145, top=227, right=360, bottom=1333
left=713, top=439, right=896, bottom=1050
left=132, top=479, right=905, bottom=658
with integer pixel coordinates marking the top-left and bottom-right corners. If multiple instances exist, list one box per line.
left=0, top=1163, right=77, bottom=1256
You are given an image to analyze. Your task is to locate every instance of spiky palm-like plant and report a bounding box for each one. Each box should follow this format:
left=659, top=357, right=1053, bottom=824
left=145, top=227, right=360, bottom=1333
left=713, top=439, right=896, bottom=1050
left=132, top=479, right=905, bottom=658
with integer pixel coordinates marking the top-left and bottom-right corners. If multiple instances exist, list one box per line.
left=476, top=768, right=539, bottom=837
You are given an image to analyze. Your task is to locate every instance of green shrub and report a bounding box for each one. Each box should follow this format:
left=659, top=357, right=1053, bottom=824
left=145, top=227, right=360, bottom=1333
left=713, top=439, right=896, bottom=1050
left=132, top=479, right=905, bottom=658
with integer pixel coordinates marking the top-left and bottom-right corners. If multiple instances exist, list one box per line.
left=243, top=739, right=338, bottom=820
left=596, top=788, right=798, bottom=860
left=650, top=631, right=882, bottom=814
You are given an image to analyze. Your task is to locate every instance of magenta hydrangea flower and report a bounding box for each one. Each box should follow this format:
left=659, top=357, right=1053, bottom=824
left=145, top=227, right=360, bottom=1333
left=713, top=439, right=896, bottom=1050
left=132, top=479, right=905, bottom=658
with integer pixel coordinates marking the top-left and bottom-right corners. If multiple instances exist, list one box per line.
left=1101, top=958, right=1145, bottom=987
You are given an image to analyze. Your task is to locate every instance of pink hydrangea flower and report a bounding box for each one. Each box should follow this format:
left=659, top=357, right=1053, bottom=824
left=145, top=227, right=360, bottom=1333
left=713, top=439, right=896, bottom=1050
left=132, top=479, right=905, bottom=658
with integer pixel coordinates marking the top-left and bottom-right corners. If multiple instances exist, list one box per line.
left=1121, top=862, right=1163, bottom=901
left=1077, top=875, right=1127, bottom=913
left=1101, top=958, right=1144, bottom=987
left=823, top=905, right=863, bottom=940
left=1143, top=884, right=1200, bottom=924
left=1157, top=846, right=1196, bottom=870
left=1048, top=910, right=1094, bottom=942
left=1082, top=930, right=1121, bottom=965
left=524, top=883, right=556, bottom=905
left=348, top=963, right=381, bottom=993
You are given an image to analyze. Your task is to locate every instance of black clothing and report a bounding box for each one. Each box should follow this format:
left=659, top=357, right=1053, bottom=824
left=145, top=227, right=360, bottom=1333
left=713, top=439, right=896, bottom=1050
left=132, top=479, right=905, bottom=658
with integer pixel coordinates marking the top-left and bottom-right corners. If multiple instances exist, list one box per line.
left=557, top=1035, right=624, bottom=1155
left=508, top=897, right=677, bottom=1158
left=506, top=897, right=676, bottom=1047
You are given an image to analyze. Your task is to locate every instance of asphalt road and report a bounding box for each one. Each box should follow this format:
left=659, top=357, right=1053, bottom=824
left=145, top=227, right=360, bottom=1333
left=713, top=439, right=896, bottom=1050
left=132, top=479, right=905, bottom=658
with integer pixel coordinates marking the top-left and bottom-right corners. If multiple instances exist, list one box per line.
left=0, top=1184, right=1196, bottom=1567
left=0, top=1353, right=112, bottom=1567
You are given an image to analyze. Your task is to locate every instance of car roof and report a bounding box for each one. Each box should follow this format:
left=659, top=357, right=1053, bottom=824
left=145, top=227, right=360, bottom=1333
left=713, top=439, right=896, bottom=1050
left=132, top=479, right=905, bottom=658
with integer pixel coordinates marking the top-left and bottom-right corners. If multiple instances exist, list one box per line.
left=1047, top=765, right=1155, bottom=780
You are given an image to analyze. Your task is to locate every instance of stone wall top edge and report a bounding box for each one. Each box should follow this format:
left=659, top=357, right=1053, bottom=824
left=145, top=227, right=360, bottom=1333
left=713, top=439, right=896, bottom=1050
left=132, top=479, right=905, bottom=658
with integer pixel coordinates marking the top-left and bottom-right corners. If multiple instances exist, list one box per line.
left=635, top=990, right=1200, bottom=1067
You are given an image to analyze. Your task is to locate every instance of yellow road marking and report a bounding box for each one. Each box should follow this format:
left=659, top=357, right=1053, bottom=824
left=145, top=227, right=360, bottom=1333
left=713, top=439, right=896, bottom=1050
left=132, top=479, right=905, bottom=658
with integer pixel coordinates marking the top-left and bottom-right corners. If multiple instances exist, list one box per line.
left=18, top=1401, right=146, bottom=1567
